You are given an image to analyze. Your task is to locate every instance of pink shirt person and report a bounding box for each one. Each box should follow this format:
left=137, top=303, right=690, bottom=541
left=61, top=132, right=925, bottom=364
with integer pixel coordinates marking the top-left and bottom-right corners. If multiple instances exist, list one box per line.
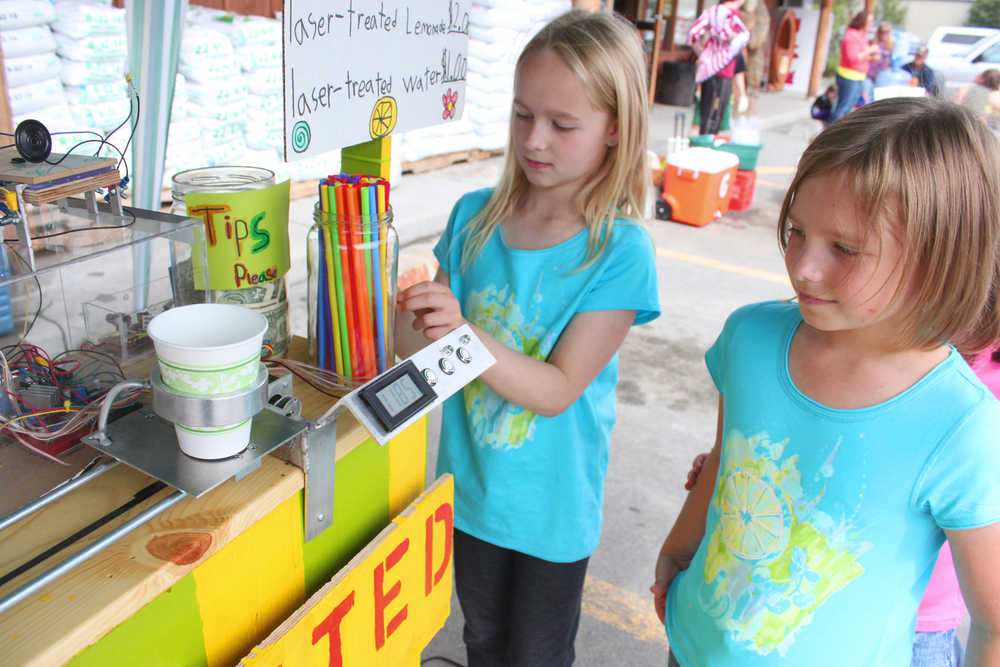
left=918, top=348, right=1000, bottom=631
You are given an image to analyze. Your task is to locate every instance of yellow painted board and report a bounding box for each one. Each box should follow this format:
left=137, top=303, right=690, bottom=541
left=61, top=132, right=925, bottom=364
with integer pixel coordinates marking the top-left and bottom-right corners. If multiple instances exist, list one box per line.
left=388, top=418, right=428, bottom=519
left=240, top=475, right=454, bottom=667
left=193, top=493, right=307, bottom=667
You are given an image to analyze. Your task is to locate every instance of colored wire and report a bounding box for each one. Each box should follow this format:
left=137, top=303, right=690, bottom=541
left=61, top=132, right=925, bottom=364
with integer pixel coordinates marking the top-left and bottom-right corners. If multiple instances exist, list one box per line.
left=0, top=344, right=147, bottom=462
left=266, top=358, right=368, bottom=397
left=43, top=85, right=139, bottom=181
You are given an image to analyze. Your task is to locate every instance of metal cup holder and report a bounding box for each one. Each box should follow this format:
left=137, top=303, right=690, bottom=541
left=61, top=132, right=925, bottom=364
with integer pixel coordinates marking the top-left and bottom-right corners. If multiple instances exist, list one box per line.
left=149, top=363, right=269, bottom=428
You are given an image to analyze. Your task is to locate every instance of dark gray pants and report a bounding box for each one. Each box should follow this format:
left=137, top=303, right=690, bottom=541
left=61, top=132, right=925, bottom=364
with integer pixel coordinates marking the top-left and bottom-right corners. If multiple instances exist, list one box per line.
left=454, top=529, right=589, bottom=667
left=698, top=75, right=733, bottom=135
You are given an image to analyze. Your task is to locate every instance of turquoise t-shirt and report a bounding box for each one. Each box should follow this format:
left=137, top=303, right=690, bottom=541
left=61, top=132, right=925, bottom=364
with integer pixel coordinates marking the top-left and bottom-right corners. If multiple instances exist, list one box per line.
left=433, top=188, right=660, bottom=562
left=667, top=301, right=1000, bottom=665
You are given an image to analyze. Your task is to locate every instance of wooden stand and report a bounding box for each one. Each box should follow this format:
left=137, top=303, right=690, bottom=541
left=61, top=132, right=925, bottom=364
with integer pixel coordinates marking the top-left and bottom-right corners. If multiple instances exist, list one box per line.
left=0, top=337, right=434, bottom=667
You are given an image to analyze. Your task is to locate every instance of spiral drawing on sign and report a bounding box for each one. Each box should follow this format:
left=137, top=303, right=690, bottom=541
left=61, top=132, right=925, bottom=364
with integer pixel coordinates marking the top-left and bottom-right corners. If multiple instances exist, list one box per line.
left=291, top=121, right=311, bottom=153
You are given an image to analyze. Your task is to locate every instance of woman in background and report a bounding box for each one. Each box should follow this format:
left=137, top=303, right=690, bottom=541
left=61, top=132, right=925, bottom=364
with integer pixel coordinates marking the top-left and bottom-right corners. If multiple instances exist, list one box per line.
left=830, top=10, right=880, bottom=121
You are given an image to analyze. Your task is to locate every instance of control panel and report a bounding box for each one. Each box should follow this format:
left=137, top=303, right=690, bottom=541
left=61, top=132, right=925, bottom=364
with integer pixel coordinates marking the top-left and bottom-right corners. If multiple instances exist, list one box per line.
left=341, top=324, right=496, bottom=445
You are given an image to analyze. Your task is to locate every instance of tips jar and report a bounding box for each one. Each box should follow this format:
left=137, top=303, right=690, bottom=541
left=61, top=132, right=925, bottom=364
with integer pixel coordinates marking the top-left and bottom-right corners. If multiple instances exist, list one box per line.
left=308, top=205, right=398, bottom=389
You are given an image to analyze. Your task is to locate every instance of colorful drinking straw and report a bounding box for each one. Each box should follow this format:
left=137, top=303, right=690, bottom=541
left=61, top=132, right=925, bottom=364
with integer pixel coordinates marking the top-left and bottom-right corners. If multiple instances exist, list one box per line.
left=314, top=174, right=392, bottom=382
left=316, top=230, right=328, bottom=369
left=367, top=184, right=386, bottom=373
left=345, top=183, right=375, bottom=378
left=316, top=180, right=345, bottom=375
left=326, top=184, right=350, bottom=376
left=335, top=182, right=361, bottom=376
left=377, top=181, right=389, bottom=364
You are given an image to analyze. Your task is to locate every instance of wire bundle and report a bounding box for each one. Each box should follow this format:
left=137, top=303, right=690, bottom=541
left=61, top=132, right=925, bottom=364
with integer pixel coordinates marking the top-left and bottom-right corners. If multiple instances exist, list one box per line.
left=266, top=357, right=366, bottom=397
left=0, top=344, right=147, bottom=464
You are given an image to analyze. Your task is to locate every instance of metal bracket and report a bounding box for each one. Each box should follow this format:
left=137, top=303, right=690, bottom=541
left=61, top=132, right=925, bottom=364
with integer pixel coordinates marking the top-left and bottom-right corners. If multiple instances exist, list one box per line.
left=302, top=404, right=344, bottom=541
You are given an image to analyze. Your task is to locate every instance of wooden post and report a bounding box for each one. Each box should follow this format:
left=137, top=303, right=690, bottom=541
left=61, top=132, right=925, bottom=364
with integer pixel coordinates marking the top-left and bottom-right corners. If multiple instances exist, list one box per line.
left=807, top=0, right=834, bottom=97
left=0, top=41, right=13, bottom=134
left=648, top=0, right=667, bottom=107
left=571, top=0, right=603, bottom=10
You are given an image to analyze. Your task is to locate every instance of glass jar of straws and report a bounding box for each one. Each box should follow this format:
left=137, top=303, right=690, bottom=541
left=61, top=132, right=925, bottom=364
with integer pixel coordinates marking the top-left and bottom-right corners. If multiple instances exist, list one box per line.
left=307, top=184, right=397, bottom=389
left=170, top=166, right=290, bottom=358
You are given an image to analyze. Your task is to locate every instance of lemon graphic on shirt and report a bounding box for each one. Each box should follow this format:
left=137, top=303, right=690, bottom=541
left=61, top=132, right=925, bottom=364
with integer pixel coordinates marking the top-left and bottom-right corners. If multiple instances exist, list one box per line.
left=719, top=469, right=785, bottom=560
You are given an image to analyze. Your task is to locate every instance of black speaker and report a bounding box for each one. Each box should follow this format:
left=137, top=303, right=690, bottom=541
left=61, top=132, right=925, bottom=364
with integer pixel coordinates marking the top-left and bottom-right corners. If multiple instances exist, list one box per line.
left=14, top=119, right=51, bottom=163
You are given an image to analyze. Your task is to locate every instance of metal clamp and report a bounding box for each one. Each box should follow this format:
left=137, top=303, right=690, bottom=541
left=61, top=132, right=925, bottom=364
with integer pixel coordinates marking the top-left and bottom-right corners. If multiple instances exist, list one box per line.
left=150, top=364, right=268, bottom=428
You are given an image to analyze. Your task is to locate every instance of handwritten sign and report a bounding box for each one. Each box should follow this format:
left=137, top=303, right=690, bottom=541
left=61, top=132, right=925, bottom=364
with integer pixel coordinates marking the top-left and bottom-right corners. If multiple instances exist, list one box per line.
left=186, top=181, right=291, bottom=291
left=241, top=475, right=454, bottom=666
left=283, top=0, right=469, bottom=160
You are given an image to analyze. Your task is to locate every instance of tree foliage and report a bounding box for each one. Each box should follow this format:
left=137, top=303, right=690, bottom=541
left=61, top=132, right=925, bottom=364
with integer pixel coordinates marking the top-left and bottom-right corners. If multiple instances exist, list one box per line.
left=968, top=0, right=1000, bottom=28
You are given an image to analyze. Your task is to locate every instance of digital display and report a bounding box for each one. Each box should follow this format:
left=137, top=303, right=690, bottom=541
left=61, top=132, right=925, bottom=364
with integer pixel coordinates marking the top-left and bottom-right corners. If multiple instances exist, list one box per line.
left=376, top=374, right=423, bottom=418
left=358, top=359, right=437, bottom=433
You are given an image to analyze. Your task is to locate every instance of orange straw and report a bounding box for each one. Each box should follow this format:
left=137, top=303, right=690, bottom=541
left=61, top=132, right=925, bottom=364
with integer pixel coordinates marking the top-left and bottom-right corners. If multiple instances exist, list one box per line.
left=345, top=184, right=375, bottom=378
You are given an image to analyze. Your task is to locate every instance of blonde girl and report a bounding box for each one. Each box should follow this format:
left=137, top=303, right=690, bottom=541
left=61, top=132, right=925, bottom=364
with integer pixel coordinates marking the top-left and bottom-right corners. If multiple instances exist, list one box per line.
left=398, top=9, right=660, bottom=665
left=652, top=97, right=1000, bottom=666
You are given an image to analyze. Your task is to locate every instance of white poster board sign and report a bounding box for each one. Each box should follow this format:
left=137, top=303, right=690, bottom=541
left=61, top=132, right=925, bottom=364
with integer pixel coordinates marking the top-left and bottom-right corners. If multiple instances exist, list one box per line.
left=283, top=0, right=469, bottom=160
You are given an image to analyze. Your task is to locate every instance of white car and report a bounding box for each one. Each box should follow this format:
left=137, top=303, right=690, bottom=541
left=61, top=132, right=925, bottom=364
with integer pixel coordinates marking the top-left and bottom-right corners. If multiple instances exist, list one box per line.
left=925, top=26, right=1000, bottom=96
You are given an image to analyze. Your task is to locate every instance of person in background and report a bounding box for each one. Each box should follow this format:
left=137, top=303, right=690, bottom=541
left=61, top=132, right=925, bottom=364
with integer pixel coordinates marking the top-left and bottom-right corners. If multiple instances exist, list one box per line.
left=732, top=52, right=749, bottom=115
left=903, top=45, right=939, bottom=97
left=830, top=10, right=880, bottom=121
left=397, top=9, right=660, bottom=665
left=911, top=345, right=1000, bottom=666
left=688, top=0, right=749, bottom=135
left=953, top=69, right=1000, bottom=131
left=865, top=21, right=894, bottom=98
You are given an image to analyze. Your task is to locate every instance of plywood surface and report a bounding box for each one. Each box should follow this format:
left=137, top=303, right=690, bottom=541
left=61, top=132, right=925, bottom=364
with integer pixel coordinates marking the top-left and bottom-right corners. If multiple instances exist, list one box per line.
left=0, top=149, right=116, bottom=185
left=0, top=457, right=303, bottom=667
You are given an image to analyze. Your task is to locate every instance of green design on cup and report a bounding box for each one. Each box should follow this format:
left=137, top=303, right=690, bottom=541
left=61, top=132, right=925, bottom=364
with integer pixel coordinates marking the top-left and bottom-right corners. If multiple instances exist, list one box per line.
left=176, top=418, right=251, bottom=436
left=158, top=354, right=260, bottom=396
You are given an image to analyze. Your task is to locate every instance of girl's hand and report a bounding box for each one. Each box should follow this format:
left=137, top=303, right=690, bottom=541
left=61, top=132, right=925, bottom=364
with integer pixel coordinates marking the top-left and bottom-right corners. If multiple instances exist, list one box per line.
left=684, top=453, right=710, bottom=491
left=650, top=553, right=691, bottom=624
left=397, top=280, right=465, bottom=341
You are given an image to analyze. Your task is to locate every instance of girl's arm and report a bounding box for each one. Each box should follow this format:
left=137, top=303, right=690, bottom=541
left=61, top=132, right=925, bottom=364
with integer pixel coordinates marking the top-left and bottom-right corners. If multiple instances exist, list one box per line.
left=650, top=396, right=724, bottom=623
left=947, top=523, right=1000, bottom=666
left=398, top=270, right=635, bottom=417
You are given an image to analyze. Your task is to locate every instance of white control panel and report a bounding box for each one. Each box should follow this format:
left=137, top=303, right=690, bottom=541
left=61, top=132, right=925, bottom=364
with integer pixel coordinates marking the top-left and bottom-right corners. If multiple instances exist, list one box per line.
left=341, top=324, right=496, bottom=445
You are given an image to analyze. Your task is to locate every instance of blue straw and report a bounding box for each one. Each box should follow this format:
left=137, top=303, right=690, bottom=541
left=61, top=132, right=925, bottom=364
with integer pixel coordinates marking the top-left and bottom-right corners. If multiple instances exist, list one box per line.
left=369, top=185, right=386, bottom=373
left=316, top=228, right=329, bottom=369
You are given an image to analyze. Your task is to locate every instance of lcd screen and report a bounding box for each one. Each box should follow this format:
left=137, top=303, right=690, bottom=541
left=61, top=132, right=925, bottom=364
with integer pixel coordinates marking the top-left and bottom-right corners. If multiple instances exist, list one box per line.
left=376, top=374, right=423, bottom=417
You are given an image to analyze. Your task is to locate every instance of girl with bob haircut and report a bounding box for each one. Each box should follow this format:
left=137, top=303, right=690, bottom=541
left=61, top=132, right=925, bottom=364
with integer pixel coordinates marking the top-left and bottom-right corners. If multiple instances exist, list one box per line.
left=652, top=97, right=1000, bottom=666
left=398, top=9, right=660, bottom=665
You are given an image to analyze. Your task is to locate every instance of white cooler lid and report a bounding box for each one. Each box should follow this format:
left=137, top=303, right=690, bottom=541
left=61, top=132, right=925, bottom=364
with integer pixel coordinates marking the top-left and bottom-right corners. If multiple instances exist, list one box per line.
left=666, top=146, right=739, bottom=173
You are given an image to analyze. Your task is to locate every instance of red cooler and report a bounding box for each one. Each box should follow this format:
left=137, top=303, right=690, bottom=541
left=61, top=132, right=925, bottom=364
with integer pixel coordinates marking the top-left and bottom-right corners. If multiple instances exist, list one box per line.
left=729, top=169, right=757, bottom=211
left=657, top=147, right=739, bottom=226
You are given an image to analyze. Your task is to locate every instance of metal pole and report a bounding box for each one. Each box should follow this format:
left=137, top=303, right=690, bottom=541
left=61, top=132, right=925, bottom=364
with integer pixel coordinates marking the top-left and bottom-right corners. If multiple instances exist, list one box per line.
left=0, top=490, right=185, bottom=616
left=0, top=460, right=119, bottom=533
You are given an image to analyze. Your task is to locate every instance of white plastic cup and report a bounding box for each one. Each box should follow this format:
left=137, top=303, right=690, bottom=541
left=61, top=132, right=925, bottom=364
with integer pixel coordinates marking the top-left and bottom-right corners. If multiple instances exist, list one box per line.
left=147, top=303, right=268, bottom=459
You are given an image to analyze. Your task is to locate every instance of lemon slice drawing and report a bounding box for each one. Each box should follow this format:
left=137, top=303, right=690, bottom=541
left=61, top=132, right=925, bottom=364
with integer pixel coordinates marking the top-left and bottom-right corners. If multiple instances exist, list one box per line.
left=369, top=96, right=398, bottom=139
left=719, top=470, right=785, bottom=560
